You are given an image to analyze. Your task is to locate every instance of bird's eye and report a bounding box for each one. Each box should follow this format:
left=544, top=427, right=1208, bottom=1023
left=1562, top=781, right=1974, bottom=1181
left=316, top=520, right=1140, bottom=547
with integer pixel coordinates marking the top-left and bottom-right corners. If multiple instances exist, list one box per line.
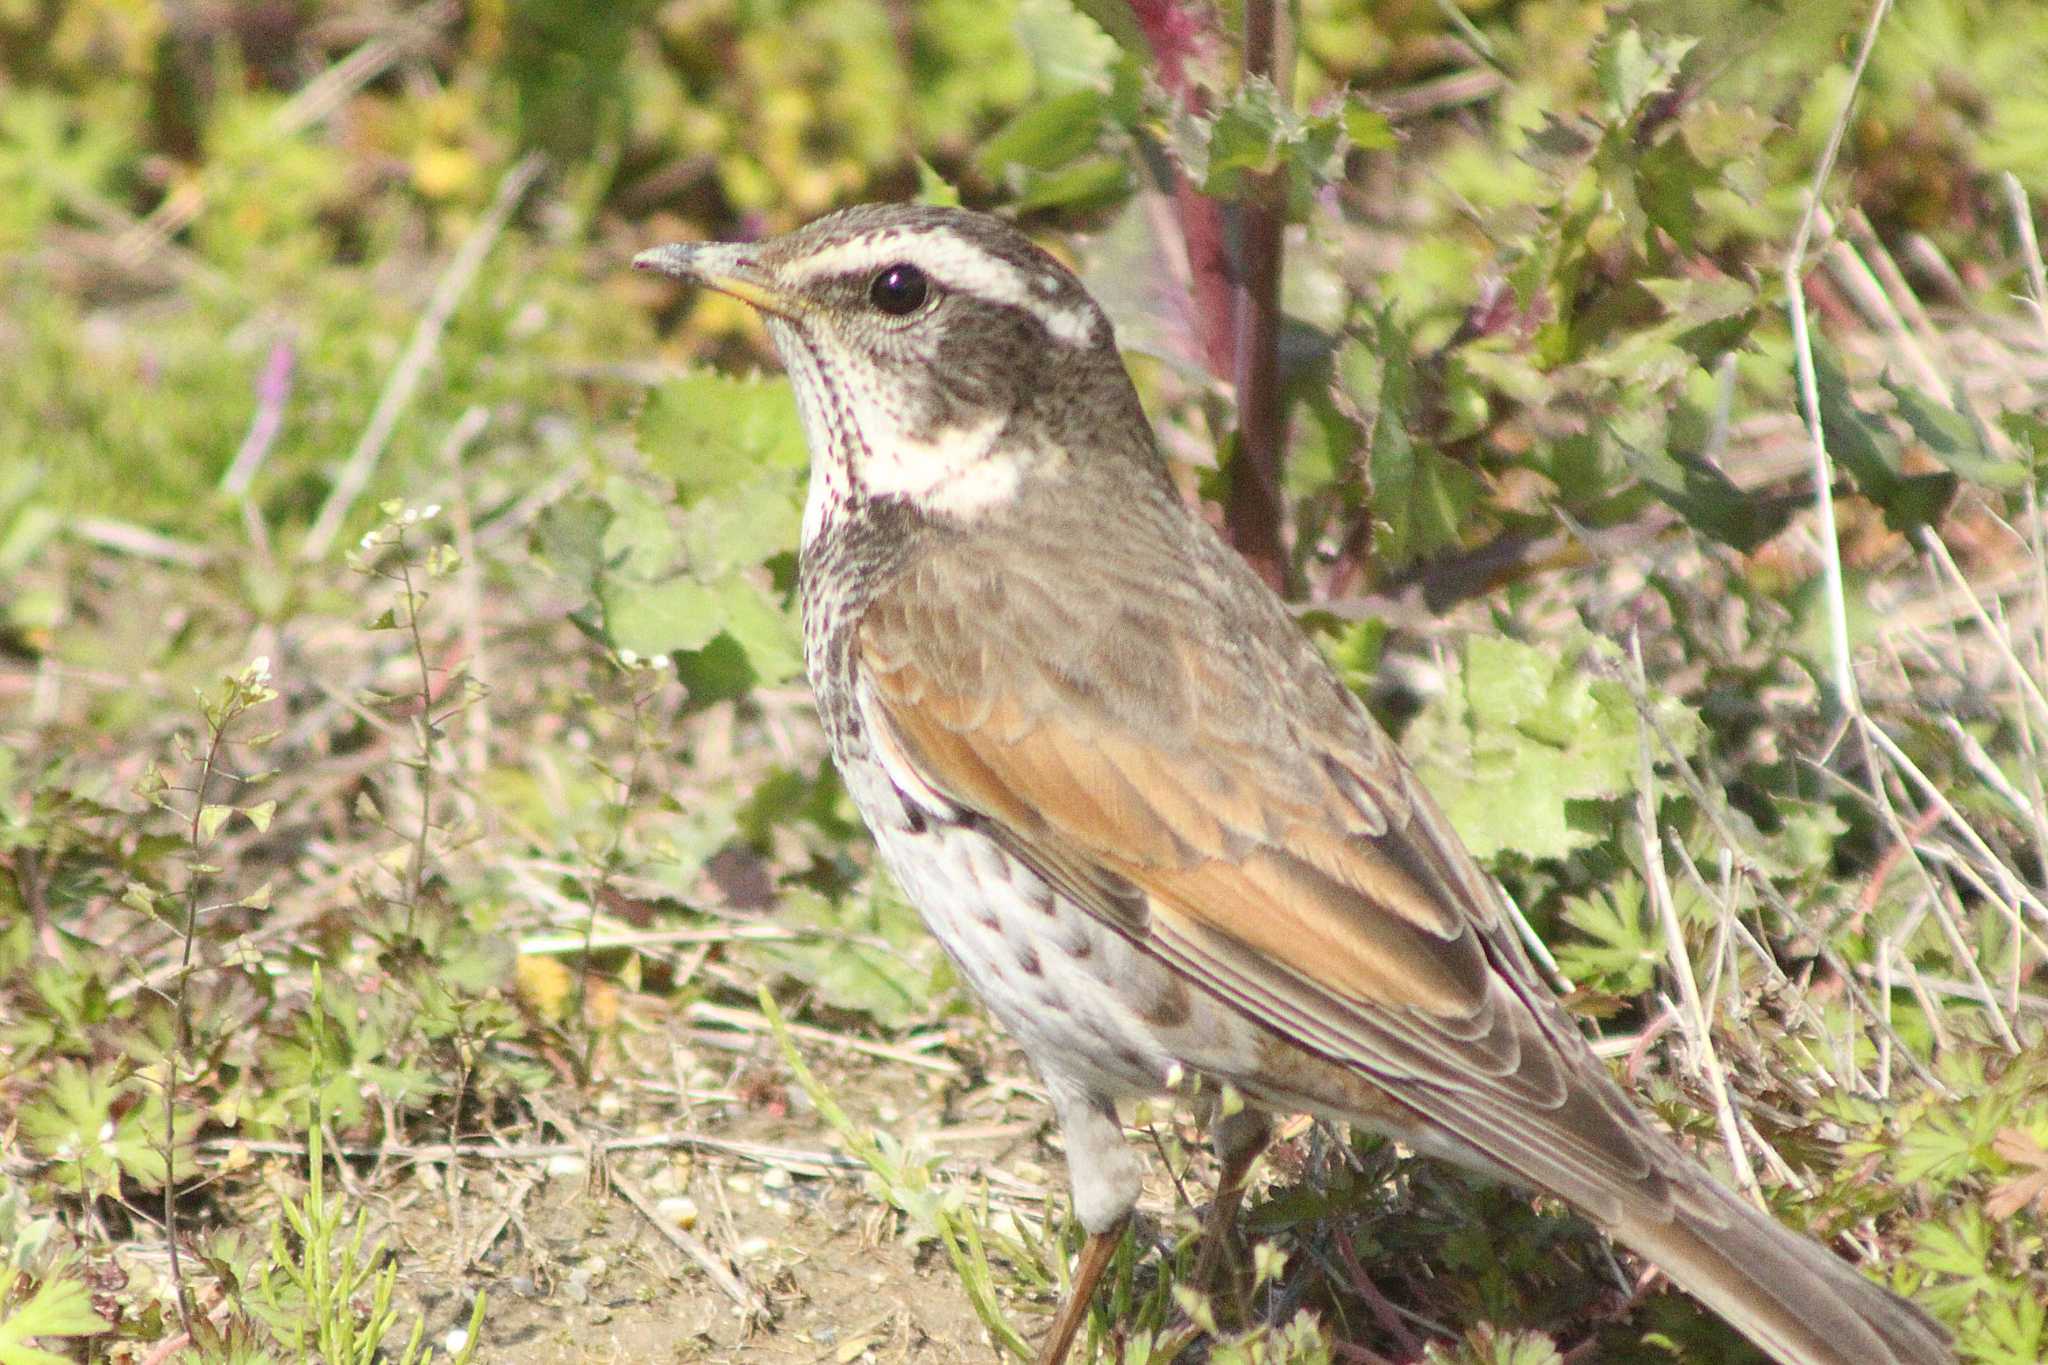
left=868, top=263, right=929, bottom=315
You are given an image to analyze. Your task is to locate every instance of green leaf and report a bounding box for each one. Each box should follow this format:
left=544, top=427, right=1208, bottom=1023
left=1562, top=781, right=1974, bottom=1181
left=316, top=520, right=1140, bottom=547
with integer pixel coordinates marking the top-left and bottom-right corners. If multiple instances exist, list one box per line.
left=1881, top=378, right=2026, bottom=489
left=638, top=372, right=808, bottom=501
left=1342, top=100, right=1396, bottom=151
left=599, top=476, right=683, bottom=578
left=197, top=804, right=234, bottom=842
left=1339, top=325, right=1479, bottom=569
left=977, top=87, right=1108, bottom=179
left=1014, top=0, right=1125, bottom=92
left=712, top=576, right=804, bottom=687
left=912, top=157, right=963, bottom=207
left=531, top=495, right=614, bottom=591
left=1618, top=433, right=1792, bottom=551
left=599, top=578, right=725, bottom=658
left=1059, top=0, right=1147, bottom=60
left=1555, top=877, right=1659, bottom=995
left=1010, top=155, right=1132, bottom=212
left=737, top=885, right=936, bottom=1030
left=1814, top=350, right=1957, bottom=535
left=1402, top=634, right=1701, bottom=861
left=679, top=475, right=802, bottom=579
left=0, top=1268, right=110, bottom=1365
left=1595, top=27, right=1696, bottom=120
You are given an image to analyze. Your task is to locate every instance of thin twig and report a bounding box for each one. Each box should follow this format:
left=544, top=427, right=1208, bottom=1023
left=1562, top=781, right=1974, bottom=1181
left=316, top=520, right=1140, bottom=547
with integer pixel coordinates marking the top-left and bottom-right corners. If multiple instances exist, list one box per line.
left=687, top=1001, right=962, bottom=1075
left=442, top=405, right=494, bottom=788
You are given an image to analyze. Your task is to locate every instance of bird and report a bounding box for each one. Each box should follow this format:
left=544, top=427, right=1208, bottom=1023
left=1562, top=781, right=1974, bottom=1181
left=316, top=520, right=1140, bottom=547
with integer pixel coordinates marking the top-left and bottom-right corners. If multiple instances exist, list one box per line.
left=633, top=203, right=1953, bottom=1365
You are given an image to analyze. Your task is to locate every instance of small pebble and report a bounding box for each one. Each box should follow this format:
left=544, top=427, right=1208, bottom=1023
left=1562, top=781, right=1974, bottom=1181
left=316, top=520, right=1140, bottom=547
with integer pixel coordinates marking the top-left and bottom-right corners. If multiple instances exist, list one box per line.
left=655, top=1196, right=699, bottom=1229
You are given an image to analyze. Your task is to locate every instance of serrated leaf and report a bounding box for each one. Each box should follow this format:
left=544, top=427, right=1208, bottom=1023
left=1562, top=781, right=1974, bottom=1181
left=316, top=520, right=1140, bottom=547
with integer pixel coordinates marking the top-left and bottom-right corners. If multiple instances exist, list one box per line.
left=1402, top=634, right=1700, bottom=861
left=638, top=372, right=808, bottom=501
left=1014, top=0, right=1124, bottom=92
left=679, top=475, right=802, bottom=578
left=0, top=1269, right=109, bottom=1361
left=600, top=577, right=726, bottom=659
left=1059, top=0, right=1147, bottom=59
left=600, top=476, right=683, bottom=578
left=1555, top=877, right=1658, bottom=995
left=1595, top=27, right=1695, bottom=120
left=712, top=576, right=804, bottom=686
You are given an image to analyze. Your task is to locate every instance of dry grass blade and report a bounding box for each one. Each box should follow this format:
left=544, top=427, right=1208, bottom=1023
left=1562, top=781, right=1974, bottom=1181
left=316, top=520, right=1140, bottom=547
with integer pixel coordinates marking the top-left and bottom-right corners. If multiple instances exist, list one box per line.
left=301, top=153, right=545, bottom=561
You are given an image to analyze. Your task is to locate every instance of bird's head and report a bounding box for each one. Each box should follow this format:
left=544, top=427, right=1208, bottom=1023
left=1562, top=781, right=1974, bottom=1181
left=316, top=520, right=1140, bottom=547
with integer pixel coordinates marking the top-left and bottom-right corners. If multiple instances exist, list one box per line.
left=635, top=204, right=1156, bottom=535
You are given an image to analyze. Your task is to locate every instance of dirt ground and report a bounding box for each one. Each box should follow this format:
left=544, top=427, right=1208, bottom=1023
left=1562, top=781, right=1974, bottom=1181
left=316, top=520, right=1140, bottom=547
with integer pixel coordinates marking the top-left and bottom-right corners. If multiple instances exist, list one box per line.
left=363, top=1019, right=1127, bottom=1365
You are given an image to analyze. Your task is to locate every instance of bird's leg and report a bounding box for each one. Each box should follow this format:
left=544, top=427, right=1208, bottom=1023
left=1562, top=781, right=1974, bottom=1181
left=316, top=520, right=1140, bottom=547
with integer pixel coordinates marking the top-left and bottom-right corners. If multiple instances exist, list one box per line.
left=1039, top=1080, right=1146, bottom=1365
left=1036, top=1223, right=1125, bottom=1365
left=1195, top=1105, right=1273, bottom=1293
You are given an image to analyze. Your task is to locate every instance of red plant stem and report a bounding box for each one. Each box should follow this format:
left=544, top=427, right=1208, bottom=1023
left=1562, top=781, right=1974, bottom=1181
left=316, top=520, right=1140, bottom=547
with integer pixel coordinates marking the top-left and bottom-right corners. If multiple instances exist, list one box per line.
left=1129, top=1, right=1293, bottom=588
left=1175, top=182, right=1237, bottom=376
left=1223, top=0, right=1290, bottom=590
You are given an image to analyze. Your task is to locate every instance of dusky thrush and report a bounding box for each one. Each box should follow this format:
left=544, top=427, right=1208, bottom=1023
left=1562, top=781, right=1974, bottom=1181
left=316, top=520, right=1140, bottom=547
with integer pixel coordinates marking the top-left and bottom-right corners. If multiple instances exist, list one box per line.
left=634, top=204, right=1952, bottom=1365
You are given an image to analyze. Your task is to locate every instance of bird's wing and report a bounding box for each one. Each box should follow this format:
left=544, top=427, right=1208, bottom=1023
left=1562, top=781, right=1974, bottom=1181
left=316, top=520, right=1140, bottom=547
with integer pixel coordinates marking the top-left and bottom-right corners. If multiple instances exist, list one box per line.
left=856, top=527, right=1674, bottom=1222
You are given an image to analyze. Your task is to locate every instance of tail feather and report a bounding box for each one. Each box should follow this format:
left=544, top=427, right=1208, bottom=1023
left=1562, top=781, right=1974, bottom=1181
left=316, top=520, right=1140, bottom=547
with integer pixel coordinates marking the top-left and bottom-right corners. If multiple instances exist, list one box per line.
left=1612, top=1177, right=1952, bottom=1365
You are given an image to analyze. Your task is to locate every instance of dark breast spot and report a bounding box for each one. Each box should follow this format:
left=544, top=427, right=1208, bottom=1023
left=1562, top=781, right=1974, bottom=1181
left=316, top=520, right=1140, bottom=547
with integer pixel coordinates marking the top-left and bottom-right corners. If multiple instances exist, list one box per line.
left=1140, top=979, right=1192, bottom=1029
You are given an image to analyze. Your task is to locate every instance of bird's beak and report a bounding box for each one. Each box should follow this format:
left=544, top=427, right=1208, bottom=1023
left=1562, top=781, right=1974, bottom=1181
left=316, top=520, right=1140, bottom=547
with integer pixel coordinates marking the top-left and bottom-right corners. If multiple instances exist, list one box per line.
left=632, top=242, right=800, bottom=319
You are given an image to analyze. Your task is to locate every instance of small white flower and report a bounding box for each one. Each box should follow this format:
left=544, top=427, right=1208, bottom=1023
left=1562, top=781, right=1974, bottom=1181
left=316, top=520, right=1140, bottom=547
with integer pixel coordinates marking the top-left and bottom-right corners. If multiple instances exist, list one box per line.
left=618, top=649, right=640, bottom=666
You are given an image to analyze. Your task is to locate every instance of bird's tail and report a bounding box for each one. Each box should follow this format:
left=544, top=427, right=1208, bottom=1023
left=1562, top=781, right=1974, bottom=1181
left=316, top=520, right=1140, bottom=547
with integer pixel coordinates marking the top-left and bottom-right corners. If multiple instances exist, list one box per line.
left=1611, top=1174, right=1953, bottom=1365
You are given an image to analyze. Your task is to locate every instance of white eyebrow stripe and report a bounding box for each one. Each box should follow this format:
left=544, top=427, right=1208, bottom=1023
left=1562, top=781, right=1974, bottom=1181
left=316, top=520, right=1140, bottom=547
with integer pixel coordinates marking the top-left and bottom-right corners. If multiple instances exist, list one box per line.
left=785, top=230, right=1103, bottom=348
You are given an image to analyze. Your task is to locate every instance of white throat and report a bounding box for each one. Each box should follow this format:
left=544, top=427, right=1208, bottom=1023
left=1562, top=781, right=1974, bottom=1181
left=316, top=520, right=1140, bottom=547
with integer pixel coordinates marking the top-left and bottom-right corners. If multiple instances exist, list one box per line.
left=852, top=406, right=1019, bottom=516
